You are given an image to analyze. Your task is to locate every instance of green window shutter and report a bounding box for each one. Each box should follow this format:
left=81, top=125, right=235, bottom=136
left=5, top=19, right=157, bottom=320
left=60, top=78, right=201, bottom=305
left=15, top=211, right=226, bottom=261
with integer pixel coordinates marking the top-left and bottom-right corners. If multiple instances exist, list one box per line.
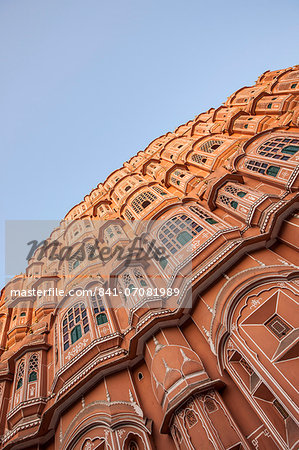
left=205, top=217, right=218, bottom=224
left=17, top=378, right=23, bottom=390
left=159, top=257, right=168, bottom=269
left=230, top=201, right=238, bottom=209
left=71, top=325, right=82, bottom=344
left=281, top=145, right=298, bottom=156
left=97, top=313, right=108, bottom=325
left=129, top=284, right=135, bottom=293
left=266, top=166, right=280, bottom=177
left=29, top=371, right=37, bottom=382
left=177, top=231, right=192, bottom=246
left=237, top=191, right=247, bottom=198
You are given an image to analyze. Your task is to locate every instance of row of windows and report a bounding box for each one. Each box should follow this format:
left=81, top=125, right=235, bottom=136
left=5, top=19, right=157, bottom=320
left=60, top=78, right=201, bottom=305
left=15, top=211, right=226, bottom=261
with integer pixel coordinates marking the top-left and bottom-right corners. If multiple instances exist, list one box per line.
left=245, top=160, right=280, bottom=177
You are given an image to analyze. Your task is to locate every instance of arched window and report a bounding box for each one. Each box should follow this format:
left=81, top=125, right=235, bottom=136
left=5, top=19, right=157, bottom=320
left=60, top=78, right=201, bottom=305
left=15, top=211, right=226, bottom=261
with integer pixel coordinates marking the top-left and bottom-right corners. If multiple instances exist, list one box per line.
left=62, top=303, right=89, bottom=351
left=128, top=442, right=138, bottom=450
left=119, top=268, right=150, bottom=304
left=185, top=409, right=198, bottom=427
left=257, top=136, right=299, bottom=160
left=28, top=354, right=38, bottom=382
left=91, top=293, right=108, bottom=326
left=131, top=192, right=157, bottom=214
left=16, top=360, right=25, bottom=390
left=158, top=214, right=203, bottom=254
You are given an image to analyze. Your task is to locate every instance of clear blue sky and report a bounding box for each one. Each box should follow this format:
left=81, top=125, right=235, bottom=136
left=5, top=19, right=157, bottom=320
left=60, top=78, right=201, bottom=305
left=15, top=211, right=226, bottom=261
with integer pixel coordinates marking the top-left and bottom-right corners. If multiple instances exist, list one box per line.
left=1, top=0, right=298, bottom=285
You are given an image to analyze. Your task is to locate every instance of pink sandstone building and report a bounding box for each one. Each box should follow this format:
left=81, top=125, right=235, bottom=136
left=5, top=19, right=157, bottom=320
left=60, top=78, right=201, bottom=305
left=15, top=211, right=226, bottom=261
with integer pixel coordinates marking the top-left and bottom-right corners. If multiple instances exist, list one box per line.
left=0, top=65, right=299, bottom=449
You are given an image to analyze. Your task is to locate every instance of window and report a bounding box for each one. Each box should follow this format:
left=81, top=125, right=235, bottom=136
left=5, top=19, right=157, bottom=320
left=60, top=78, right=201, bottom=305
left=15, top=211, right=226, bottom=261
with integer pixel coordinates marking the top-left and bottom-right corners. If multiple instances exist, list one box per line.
left=267, top=103, right=272, bottom=109
left=266, top=165, right=280, bottom=177
left=158, top=214, right=203, bottom=254
left=159, top=256, right=168, bottom=269
left=244, top=124, right=248, bottom=129
left=62, top=303, right=89, bottom=351
left=245, top=159, right=280, bottom=177
left=16, top=360, right=25, bottom=390
left=152, top=186, right=167, bottom=195
left=134, top=268, right=147, bottom=286
left=28, top=354, right=38, bottom=382
left=257, top=137, right=299, bottom=160
left=282, top=145, right=299, bottom=155
left=20, top=312, right=26, bottom=317
left=131, top=191, right=157, bottom=214
left=69, top=255, right=82, bottom=272
left=177, top=230, right=192, bottom=245
left=191, top=154, right=207, bottom=164
left=265, top=314, right=292, bottom=339
left=124, top=209, right=134, bottom=221
left=153, top=251, right=168, bottom=269
left=185, top=409, right=198, bottom=427
left=71, top=324, right=82, bottom=344
left=219, top=195, right=239, bottom=211
left=199, top=139, right=224, bottom=153
left=291, top=83, right=297, bottom=89
left=91, top=293, right=108, bottom=326
left=224, top=185, right=247, bottom=198
left=96, top=313, right=108, bottom=325
left=205, top=397, right=218, bottom=413
left=120, top=268, right=150, bottom=302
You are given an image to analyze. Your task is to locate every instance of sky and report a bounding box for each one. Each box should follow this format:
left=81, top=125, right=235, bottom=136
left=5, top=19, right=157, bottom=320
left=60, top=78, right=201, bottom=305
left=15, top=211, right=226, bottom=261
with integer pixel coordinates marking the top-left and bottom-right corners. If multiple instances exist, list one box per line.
left=1, top=0, right=299, bottom=285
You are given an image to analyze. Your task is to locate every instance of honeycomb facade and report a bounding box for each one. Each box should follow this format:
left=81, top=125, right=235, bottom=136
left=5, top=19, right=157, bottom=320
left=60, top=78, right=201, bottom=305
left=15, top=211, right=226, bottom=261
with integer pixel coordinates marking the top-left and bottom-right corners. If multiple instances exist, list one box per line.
left=0, top=65, right=299, bottom=449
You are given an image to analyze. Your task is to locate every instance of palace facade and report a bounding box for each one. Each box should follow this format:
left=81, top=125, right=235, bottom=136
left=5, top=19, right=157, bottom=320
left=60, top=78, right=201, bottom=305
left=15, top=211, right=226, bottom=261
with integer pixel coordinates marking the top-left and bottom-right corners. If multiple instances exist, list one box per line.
left=0, top=65, right=299, bottom=449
